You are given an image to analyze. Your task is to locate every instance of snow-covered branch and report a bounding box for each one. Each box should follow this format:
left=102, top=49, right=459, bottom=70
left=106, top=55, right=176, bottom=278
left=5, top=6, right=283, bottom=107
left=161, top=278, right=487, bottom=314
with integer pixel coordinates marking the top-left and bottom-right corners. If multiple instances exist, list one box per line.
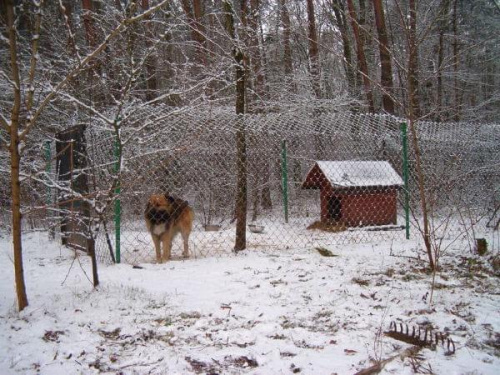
left=19, top=0, right=171, bottom=142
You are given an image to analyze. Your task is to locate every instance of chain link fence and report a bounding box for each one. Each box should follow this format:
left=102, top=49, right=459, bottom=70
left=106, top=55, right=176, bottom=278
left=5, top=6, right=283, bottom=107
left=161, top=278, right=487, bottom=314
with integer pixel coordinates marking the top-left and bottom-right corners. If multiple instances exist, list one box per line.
left=95, top=109, right=407, bottom=264
left=407, top=119, right=500, bottom=251
left=81, top=106, right=499, bottom=264
left=0, top=128, right=55, bottom=237
left=1, top=105, right=498, bottom=263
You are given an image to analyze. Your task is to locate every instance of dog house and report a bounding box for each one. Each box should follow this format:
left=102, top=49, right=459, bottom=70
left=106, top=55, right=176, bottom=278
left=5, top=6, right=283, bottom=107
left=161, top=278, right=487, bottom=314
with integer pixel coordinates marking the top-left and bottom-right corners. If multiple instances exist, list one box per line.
left=302, top=161, right=403, bottom=227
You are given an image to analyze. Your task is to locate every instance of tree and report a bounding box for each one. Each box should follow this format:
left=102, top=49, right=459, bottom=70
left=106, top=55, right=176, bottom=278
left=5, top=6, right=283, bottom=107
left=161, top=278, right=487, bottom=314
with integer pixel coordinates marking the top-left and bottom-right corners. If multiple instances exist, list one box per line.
left=141, top=0, right=159, bottom=101
left=306, top=0, right=321, bottom=99
left=1, top=0, right=169, bottom=311
left=180, top=0, right=207, bottom=66
left=407, top=0, right=420, bottom=118
left=327, top=0, right=356, bottom=93
left=82, top=0, right=97, bottom=48
left=372, top=0, right=395, bottom=114
left=346, top=0, right=375, bottom=111
left=222, top=0, right=247, bottom=252
left=280, top=0, right=295, bottom=94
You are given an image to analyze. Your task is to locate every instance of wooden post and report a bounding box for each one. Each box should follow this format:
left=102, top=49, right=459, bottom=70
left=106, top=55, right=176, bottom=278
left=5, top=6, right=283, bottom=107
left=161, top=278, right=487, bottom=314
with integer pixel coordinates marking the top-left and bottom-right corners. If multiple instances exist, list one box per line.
left=88, top=238, right=99, bottom=287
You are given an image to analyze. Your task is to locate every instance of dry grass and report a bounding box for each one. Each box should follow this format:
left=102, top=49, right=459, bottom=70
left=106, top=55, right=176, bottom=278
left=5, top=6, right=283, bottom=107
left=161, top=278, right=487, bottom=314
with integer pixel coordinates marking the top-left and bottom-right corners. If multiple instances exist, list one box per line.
left=306, top=220, right=347, bottom=233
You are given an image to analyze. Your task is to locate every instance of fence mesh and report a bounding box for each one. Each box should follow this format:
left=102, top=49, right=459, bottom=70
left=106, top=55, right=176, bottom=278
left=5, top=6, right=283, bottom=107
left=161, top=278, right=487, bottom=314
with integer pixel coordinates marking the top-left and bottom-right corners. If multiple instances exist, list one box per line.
left=2, top=106, right=498, bottom=263
left=106, top=110, right=399, bottom=264
left=75, top=107, right=498, bottom=264
left=407, top=120, right=500, bottom=249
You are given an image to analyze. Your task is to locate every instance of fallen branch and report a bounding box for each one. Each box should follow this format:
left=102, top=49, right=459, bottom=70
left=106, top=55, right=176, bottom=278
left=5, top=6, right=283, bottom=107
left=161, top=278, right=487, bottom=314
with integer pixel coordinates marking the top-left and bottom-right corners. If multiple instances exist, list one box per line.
left=354, top=346, right=421, bottom=375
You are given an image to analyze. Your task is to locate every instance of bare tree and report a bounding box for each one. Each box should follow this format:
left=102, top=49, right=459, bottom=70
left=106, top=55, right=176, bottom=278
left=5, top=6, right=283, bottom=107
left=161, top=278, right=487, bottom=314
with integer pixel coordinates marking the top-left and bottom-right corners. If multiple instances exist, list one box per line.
left=180, top=0, right=207, bottom=66
left=306, top=0, right=321, bottom=99
left=328, top=0, right=356, bottom=93
left=141, top=0, right=159, bottom=101
left=281, top=0, right=295, bottom=94
left=82, top=0, right=97, bottom=48
left=372, top=0, right=395, bottom=114
left=407, top=0, right=421, bottom=118
left=451, top=0, right=460, bottom=121
left=222, top=0, right=247, bottom=251
left=346, top=0, right=375, bottom=111
left=1, top=0, right=169, bottom=311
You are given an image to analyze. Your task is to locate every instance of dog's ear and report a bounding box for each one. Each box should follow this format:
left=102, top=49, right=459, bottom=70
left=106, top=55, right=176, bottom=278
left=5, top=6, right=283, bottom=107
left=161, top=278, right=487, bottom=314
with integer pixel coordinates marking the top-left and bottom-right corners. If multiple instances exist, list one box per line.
left=171, top=198, right=188, bottom=218
left=164, top=194, right=176, bottom=205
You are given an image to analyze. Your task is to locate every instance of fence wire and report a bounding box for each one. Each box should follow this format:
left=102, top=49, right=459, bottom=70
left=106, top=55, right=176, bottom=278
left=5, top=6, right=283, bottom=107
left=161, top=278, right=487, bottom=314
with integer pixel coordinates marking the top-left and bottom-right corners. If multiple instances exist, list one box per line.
left=77, top=107, right=498, bottom=264
left=1, top=106, right=498, bottom=263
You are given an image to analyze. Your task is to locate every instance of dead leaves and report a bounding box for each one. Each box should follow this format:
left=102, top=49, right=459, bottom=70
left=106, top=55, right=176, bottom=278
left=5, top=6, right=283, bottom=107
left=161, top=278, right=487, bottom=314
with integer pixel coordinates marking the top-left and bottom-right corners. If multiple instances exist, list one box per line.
left=185, top=355, right=258, bottom=374
left=42, top=330, right=65, bottom=342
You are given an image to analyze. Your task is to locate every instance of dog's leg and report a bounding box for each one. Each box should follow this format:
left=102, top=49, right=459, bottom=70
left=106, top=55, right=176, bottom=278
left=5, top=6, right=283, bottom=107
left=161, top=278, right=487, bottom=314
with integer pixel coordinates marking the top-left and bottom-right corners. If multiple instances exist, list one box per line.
left=181, top=230, right=190, bottom=258
left=180, top=210, right=193, bottom=259
left=152, top=234, right=162, bottom=263
left=161, top=230, right=174, bottom=262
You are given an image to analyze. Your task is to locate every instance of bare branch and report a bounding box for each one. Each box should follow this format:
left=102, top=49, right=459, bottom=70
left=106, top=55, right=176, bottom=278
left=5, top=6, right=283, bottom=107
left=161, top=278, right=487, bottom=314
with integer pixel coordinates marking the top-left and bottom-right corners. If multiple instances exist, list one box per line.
left=19, top=0, right=170, bottom=142
left=25, top=0, right=44, bottom=115
left=0, top=114, right=10, bottom=132
left=58, top=0, right=83, bottom=64
left=57, top=92, right=113, bottom=125
left=5, top=1, right=21, bottom=134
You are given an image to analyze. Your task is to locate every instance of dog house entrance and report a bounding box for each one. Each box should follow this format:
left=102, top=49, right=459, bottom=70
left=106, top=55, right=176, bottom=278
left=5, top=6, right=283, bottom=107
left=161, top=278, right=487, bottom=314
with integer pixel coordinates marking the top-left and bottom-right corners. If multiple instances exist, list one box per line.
left=327, top=196, right=342, bottom=221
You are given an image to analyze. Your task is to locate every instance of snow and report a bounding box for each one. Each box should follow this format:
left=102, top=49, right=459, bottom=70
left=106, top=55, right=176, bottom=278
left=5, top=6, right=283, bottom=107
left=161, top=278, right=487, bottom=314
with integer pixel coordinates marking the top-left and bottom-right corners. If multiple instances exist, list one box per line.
left=1, top=231, right=500, bottom=374
left=315, top=161, right=404, bottom=188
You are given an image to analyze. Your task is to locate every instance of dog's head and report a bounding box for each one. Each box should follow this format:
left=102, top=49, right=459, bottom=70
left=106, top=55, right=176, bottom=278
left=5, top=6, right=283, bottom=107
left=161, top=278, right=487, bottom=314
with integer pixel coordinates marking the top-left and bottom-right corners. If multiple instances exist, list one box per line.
left=148, top=194, right=170, bottom=209
left=145, top=194, right=188, bottom=225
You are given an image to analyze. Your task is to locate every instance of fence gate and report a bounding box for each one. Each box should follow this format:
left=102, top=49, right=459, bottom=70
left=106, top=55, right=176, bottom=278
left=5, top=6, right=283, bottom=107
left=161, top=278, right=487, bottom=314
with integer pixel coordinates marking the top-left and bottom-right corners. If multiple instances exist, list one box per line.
left=56, top=125, right=92, bottom=253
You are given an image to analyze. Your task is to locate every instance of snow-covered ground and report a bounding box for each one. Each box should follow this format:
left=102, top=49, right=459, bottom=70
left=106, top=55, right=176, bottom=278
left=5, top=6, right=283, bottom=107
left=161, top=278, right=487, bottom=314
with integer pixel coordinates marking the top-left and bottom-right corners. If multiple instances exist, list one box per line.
left=0, top=231, right=499, bottom=374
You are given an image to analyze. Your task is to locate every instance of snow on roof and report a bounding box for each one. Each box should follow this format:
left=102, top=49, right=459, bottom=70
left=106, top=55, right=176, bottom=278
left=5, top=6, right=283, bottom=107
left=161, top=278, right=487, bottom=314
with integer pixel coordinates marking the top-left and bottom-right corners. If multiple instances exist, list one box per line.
left=314, top=161, right=403, bottom=188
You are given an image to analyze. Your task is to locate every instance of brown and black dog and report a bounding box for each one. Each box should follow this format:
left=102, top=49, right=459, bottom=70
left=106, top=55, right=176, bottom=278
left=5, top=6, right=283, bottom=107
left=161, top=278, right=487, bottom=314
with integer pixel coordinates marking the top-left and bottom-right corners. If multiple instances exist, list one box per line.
left=145, top=194, right=194, bottom=263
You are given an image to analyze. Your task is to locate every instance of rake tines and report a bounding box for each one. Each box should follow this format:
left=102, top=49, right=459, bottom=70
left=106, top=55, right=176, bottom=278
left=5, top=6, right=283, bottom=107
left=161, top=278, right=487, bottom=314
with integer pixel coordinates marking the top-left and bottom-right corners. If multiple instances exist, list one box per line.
left=385, top=321, right=455, bottom=355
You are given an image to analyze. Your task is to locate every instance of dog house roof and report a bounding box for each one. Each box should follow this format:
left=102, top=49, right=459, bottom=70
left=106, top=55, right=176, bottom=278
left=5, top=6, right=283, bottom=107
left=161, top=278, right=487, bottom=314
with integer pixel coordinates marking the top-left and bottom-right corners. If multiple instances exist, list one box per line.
left=302, top=161, right=403, bottom=189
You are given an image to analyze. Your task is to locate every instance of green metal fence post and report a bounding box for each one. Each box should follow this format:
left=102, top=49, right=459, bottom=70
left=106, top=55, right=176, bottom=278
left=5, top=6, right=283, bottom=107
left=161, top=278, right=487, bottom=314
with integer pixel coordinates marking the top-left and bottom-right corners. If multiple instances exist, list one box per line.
left=281, top=140, right=289, bottom=223
left=400, top=122, right=410, bottom=239
left=114, top=138, right=121, bottom=263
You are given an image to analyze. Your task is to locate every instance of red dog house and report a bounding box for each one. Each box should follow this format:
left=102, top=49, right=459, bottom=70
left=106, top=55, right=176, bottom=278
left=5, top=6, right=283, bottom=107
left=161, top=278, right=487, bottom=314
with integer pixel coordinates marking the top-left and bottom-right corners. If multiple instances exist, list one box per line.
left=302, top=161, right=403, bottom=227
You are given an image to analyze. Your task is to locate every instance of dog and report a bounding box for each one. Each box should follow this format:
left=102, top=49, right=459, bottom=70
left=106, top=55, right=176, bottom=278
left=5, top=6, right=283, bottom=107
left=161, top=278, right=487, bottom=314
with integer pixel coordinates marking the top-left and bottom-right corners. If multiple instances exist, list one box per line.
left=145, top=194, right=194, bottom=263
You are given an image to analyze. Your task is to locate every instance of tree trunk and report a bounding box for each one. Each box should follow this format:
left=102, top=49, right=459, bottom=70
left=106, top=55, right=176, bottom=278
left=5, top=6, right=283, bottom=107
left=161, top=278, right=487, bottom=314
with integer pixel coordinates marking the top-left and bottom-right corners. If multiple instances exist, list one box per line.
left=141, top=0, right=158, bottom=101
left=306, top=0, right=321, bottom=99
left=436, top=0, right=450, bottom=121
left=240, top=0, right=252, bottom=113
left=358, top=0, right=369, bottom=67
left=408, top=0, right=420, bottom=118
left=408, top=117, right=435, bottom=271
left=249, top=0, right=264, bottom=106
left=280, top=0, right=296, bottom=95
left=6, top=0, right=29, bottom=311
left=346, top=0, right=375, bottom=111
left=329, top=0, right=356, bottom=93
left=436, top=30, right=444, bottom=120
left=223, top=0, right=247, bottom=251
left=180, top=0, right=207, bottom=66
left=406, top=0, right=434, bottom=270
left=248, top=0, right=271, bottom=210
left=234, top=54, right=247, bottom=251
left=61, top=0, right=75, bottom=49
left=82, top=0, right=96, bottom=48
left=10, top=131, right=29, bottom=311
left=452, top=0, right=460, bottom=121
left=372, top=0, right=395, bottom=114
